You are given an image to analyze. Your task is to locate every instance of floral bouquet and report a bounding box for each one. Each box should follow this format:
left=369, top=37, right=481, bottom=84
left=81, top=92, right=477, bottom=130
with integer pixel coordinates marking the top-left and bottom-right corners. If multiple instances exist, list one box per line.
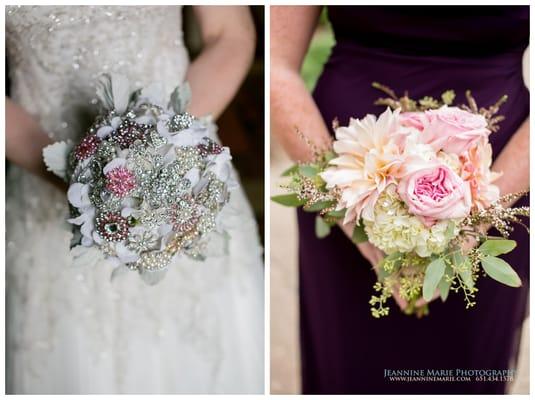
left=273, top=83, right=529, bottom=317
left=44, top=74, right=235, bottom=284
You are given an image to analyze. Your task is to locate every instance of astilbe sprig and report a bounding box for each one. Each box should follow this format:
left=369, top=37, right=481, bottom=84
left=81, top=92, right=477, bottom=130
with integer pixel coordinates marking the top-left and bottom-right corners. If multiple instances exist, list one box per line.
left=462, top=191, right=530, bottom=238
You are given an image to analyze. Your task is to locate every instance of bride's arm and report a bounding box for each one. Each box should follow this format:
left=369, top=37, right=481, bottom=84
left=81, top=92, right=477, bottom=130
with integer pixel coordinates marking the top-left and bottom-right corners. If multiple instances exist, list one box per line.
left=6, top=97, right=64, bottom=189
left=186, top=6, right=256, bottom=119
left=271, top=6, right=384, bottom=267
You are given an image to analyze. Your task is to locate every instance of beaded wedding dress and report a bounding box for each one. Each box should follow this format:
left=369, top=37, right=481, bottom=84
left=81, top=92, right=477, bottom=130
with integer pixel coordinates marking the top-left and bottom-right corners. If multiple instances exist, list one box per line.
left=6, top=6, right=264, bottom=394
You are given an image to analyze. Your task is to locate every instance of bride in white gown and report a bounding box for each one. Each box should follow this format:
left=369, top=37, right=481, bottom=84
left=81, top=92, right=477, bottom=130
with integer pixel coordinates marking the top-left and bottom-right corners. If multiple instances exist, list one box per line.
left=6, top=5, right=264, bottom=394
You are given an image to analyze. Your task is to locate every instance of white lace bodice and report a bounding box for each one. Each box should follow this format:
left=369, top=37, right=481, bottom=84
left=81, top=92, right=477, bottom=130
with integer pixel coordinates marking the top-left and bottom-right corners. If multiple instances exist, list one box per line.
left=7, top=5, right=189, bottom=141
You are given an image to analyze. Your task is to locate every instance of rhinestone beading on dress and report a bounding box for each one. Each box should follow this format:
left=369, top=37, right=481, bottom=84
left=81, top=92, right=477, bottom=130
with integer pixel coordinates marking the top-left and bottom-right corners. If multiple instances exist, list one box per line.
left=6, top=5, right=189, bottom=141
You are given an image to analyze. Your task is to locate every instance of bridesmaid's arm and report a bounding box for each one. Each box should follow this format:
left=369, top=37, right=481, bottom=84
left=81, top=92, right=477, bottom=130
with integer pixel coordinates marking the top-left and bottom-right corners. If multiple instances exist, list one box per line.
left=492, top=118, right=530, bottom=206
left=271, top=6, right=385, bottom=268
left=6, top=97, right=64, bottom=190
left=186, top=6, right=256, bottom=119
left=271, top=6, right=330, bottom=161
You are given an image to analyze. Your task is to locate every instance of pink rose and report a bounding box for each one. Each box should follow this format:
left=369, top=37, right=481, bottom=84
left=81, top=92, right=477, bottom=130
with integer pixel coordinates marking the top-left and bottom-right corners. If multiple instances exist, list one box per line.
left=420, top=107, right=490, bottom=154
left=399, top=112, right=428, bottom=131
left=398, top=163, right=472, bottom=226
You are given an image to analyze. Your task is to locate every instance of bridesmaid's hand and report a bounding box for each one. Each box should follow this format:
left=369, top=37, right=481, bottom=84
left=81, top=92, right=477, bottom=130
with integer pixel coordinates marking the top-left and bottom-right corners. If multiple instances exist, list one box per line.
left=337, top=221, right=413, bottom=312
left=337, top=221, right=384, bottom=266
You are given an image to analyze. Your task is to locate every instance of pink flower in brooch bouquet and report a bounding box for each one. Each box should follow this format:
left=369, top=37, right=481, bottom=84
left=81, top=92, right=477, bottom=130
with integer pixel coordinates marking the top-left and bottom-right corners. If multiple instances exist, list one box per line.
left=400, top=106, right=490, bottom=155
left=397, top=159, right=472, bottom=227
left=320, top=108, right=410, bottom=224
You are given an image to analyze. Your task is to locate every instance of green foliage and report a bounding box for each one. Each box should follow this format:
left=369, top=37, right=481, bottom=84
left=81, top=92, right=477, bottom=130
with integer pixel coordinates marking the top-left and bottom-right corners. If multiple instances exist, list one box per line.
left=418, top=96, right=440, bottom=109
left=298, top=164, right=320, bottom=178
left=271, top=193, right=305, bottom=207
left=305, top=200, right=336, bottom=212
left=441, top=90, right=456, bottom=105
left=451, top=251, right=474, bottom=289
left=438, top=264, right=453, bottom=302
left=423, top=258, right=446, bottom=301
left=325, top=209, right=346, bottom=219
left=281, top=164, right=299, bottom=177
left=315, top=215, right=331, bottom=238
left=300, top=7, right=335, bottom=91
left=478, top=239, right=516, bottom=257
left=352, top=223, right=368, bottom=244
left=376, top=252, right=402, bottom=281
left=444, top=220, right=457, bottom=241
left=370, top=281, right=391, bottom=318
left=481, top=256, right=521, bottom=287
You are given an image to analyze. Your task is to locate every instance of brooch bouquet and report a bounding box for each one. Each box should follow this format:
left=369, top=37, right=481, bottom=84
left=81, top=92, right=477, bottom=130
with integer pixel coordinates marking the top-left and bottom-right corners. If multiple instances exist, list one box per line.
left=43, top=74, right=235, bottom=283
left=273, top=83, right=529, bottom=317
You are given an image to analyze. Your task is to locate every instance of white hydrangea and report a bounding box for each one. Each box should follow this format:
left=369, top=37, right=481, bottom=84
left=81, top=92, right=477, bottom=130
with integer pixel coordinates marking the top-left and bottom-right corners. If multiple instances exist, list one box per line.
left=363, top=185, right=459, bottom=257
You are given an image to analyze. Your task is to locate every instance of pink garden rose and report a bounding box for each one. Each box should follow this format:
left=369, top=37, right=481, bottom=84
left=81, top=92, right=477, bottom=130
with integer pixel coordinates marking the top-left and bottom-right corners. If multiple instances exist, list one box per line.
left=398, top=163, right=472, bottom=226
left=422, top=107, right=489, bottom=154
left=400, top=107, right=490, bottom=155
left=399, top=112, right=428, bottom=131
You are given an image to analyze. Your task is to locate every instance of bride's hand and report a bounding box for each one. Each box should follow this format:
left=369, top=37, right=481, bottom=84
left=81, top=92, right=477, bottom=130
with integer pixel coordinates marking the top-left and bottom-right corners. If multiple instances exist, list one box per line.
left=186, top=6, right=255, bottom=119
left=6, top=97, right=65, bottom=191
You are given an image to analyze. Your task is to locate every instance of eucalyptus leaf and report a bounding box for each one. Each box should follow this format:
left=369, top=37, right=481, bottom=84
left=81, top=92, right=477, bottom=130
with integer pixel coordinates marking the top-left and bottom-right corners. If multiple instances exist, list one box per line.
left=281, top=164, right=299, bottom=177
left=481, top=256, right=522, bottom=288
left=326, top=209, right=346, bottom=219
left=444, top=220, right=456, bottom=241
left=423, top=258, right=446, bottom=301
left=298, top=165, right=319, bottom=178
left=315, top=216, right=331, bottom=238
left=352, top=223, right=368, bottom=244
left=438, top=264, right=453, bottom=302
left=452, top=251, right=474, bottom=289
left=305, top=200, right=336, bottom=212
left=271, top=194, right=305, bottom=207
left=479, top=239, right=517, bottom=257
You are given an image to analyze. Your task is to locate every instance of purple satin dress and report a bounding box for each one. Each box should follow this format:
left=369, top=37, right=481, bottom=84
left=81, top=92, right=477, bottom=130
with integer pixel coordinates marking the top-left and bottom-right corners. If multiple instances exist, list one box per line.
left=298, top=6, right=529, bottom=394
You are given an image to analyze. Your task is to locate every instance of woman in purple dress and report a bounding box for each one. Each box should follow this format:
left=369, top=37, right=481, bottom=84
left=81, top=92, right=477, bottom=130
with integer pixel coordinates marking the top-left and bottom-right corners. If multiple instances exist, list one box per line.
left=271, top=6, right=529, bottom=394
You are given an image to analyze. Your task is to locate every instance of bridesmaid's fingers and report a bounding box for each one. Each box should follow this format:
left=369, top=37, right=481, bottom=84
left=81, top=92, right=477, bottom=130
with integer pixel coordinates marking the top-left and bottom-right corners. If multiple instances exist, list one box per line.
left=414, top=289, right=440, bottom=308
left=373, top=248, right=385, bottom=266
left=391, top=288, right=408, bottom=311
